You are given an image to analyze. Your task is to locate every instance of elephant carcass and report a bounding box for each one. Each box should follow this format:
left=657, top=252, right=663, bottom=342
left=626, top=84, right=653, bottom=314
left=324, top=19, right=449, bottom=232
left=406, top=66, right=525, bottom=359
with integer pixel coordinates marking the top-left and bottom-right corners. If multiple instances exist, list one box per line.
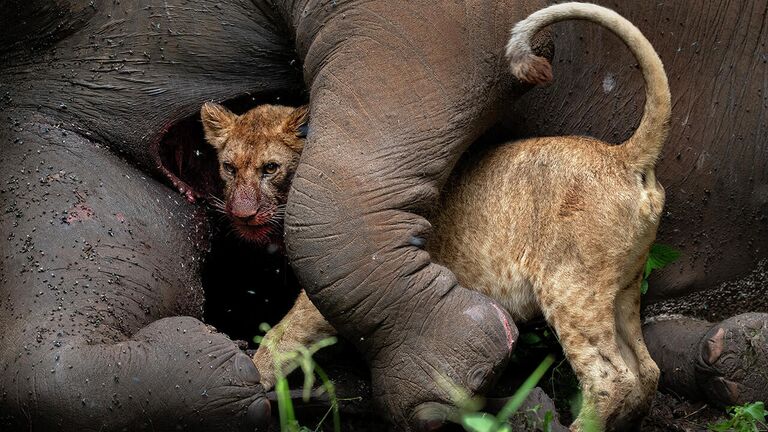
left=0, top=0, right=551, bottom=429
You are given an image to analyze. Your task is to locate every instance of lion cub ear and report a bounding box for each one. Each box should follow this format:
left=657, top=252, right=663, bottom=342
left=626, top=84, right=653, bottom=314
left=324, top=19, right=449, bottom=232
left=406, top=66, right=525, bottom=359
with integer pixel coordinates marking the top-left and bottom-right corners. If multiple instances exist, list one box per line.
left=200, top=102, right=236, bottom=150
left=286, top=105, right=309, bottom=139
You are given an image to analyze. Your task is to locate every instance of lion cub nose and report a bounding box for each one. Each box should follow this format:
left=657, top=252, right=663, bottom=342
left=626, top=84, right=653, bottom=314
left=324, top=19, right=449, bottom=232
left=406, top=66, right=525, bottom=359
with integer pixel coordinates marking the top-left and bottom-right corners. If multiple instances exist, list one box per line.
left=229, top=187, right=260, bottom=222
left=230, top=207, right=259, bottom=222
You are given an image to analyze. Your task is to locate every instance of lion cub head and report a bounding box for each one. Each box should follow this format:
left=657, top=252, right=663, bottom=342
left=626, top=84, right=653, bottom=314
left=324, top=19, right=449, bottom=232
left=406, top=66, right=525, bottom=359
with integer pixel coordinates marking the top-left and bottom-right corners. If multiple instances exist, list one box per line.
left=200, top=103, right=308, bottom=246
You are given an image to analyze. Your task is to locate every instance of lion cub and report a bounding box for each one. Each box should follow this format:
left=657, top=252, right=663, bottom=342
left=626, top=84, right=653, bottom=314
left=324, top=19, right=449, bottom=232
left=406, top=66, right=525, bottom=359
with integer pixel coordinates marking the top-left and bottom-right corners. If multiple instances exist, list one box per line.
left=200, top=103, right=309, bottom=247
left=202, top=3, right=670, bottom=429
left=200, top=102, right=336, bottom=387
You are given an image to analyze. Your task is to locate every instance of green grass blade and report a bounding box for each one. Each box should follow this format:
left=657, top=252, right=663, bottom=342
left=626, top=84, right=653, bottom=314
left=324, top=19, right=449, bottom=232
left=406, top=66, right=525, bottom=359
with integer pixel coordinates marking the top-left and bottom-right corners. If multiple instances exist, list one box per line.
left=497, top=355, right=556, bottom=422
left=276, top=375, right=297, bottom=432
left=743, top=401, right=766, bottom=422
left=461, top=413, right=497, bottom=432
left=313, top=364, right=341, bottom=432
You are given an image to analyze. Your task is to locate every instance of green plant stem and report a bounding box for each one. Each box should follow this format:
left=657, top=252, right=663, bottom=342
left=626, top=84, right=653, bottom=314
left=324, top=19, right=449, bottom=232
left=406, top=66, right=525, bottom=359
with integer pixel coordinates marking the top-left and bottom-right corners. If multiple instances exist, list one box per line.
left=496, top=355, right=556, bottom=425
left=276, top=376, right=298, bottom=432
left=313, top=364, right=341, bottom=432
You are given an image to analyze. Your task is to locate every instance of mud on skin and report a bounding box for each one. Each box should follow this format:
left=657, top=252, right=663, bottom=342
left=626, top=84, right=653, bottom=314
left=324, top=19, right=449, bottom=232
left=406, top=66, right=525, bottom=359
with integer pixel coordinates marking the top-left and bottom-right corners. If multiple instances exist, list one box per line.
left=0, top=0, right=553, bottom=430
left=0, top=0, right=298, bottom=429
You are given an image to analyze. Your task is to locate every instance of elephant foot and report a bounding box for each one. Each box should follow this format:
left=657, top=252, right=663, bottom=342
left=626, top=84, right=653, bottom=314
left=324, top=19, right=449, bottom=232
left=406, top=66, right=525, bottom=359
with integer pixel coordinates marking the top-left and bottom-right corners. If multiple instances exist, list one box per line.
left=697, top=313, right=768, bottom=407
left=411, top=387, right=567, bottom=432
left=643, top=312, right=768, bottom=408
left=376, top=291, right=518, bottom=431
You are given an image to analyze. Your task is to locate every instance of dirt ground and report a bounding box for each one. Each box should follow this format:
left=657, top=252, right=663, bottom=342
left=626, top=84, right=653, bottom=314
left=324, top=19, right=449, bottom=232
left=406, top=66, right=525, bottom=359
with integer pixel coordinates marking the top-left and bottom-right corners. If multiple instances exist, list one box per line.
left=273, top=387, right=729, bottom=431
left=642, top=392, right=726, bottom=432
left=261, top=338, right=733, bottom=431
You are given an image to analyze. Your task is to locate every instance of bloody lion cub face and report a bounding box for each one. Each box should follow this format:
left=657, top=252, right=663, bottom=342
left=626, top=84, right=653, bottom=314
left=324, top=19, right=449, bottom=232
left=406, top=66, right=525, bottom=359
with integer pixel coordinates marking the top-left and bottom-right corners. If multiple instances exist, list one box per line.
left=200, top=103, right=308, bottom=246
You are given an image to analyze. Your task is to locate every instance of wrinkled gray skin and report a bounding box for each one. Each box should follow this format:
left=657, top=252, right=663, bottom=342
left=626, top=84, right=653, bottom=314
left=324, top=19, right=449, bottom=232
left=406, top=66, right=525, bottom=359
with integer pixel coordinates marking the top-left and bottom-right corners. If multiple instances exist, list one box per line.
left=0, top=0, right=549, bottom=430
left=643, top=313, right=768, bottom=407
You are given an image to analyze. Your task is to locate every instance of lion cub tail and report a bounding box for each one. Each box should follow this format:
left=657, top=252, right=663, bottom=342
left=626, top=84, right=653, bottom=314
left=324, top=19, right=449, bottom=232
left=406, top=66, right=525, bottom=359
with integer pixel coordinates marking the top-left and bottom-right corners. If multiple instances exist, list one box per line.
left=506, top=2, right=671, bottom=171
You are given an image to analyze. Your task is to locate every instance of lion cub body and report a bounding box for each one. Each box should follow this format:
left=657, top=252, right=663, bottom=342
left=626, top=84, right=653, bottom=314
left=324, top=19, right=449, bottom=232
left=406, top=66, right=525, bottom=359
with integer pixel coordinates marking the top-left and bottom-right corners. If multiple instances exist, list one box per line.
left=433, top=137, right=664, bottom=324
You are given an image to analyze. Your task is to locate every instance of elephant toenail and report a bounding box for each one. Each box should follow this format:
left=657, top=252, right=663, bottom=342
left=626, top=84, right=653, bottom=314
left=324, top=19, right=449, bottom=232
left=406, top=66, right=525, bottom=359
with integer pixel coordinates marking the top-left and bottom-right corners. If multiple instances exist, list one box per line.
left=720, top=377, right=741, bottom=402
left=711, top=377, right=741, bottom=405
left=246, top=397, right=271, bottom=431
left=467, top=364, right=491, bottom=392
left=704, top=327, right=726, bottom=365
left=235, top=352, right=261, bottom=384
left=412, top=402, right=451, bottom=432
left=491, top=303, right=517, bottom=352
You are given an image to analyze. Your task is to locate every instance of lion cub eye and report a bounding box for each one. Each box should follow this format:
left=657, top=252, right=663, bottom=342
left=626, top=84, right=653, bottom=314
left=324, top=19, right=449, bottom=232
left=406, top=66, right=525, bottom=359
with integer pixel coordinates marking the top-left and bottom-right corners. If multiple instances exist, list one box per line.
left=263, top=162, right=280, bottom=175
left=222, top=162, right=236, bottom=176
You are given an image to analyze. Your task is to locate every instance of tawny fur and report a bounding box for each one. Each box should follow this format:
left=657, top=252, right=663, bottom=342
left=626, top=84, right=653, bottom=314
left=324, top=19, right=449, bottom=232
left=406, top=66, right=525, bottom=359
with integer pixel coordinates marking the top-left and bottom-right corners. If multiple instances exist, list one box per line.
left=500, top=6, right=670, bottom=427
left=202, top=3, right=671, bottom=430
left=250, top=290, right=335, bottom=389
left=200, top=103, right=308, bottom=246
left=433, top=138, right=663, bottom=431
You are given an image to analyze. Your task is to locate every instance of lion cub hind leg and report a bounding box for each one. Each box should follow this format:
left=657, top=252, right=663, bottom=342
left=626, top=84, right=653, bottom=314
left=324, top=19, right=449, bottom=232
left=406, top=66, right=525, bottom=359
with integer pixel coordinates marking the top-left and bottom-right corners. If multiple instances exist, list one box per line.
left=615, top=276, right=661, bottom=417
left=252, top=290, right=336, bottom=390
left=538, top=278, right=642, bottom=431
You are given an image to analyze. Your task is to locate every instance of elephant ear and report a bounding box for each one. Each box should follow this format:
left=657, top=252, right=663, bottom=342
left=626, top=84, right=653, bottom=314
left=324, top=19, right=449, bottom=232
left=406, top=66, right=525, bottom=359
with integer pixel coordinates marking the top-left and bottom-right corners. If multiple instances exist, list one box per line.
left=286, top=105, right=309, bottom=139
left=200, top=102, right=236, bottom=150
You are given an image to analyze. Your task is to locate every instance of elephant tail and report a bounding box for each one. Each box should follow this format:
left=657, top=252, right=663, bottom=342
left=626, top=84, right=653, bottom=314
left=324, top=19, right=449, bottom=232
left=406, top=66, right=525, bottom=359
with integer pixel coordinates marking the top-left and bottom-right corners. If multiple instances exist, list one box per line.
left=506, top=2, right=671, bottom=171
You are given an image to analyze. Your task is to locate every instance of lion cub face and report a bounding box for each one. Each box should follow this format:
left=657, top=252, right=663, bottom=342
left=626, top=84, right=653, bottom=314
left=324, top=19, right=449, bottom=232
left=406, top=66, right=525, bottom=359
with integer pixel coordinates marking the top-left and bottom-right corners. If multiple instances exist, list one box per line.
left=200, top=103, right=308, bottom=246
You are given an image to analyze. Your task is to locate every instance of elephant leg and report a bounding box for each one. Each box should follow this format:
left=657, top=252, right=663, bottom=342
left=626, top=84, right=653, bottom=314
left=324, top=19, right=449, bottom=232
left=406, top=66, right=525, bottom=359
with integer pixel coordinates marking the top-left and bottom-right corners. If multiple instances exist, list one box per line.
left=0, top=118, right=269, bottom=431
left=253, top=290, right=336, bottom=390
left=281, top=1, right=551, bottom=428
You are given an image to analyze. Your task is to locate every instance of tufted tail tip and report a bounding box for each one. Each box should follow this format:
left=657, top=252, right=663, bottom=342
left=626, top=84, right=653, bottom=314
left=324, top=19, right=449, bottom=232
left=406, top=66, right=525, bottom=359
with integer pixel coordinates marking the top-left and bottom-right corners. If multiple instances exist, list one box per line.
left=510, top=53, right=553, bottom=85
